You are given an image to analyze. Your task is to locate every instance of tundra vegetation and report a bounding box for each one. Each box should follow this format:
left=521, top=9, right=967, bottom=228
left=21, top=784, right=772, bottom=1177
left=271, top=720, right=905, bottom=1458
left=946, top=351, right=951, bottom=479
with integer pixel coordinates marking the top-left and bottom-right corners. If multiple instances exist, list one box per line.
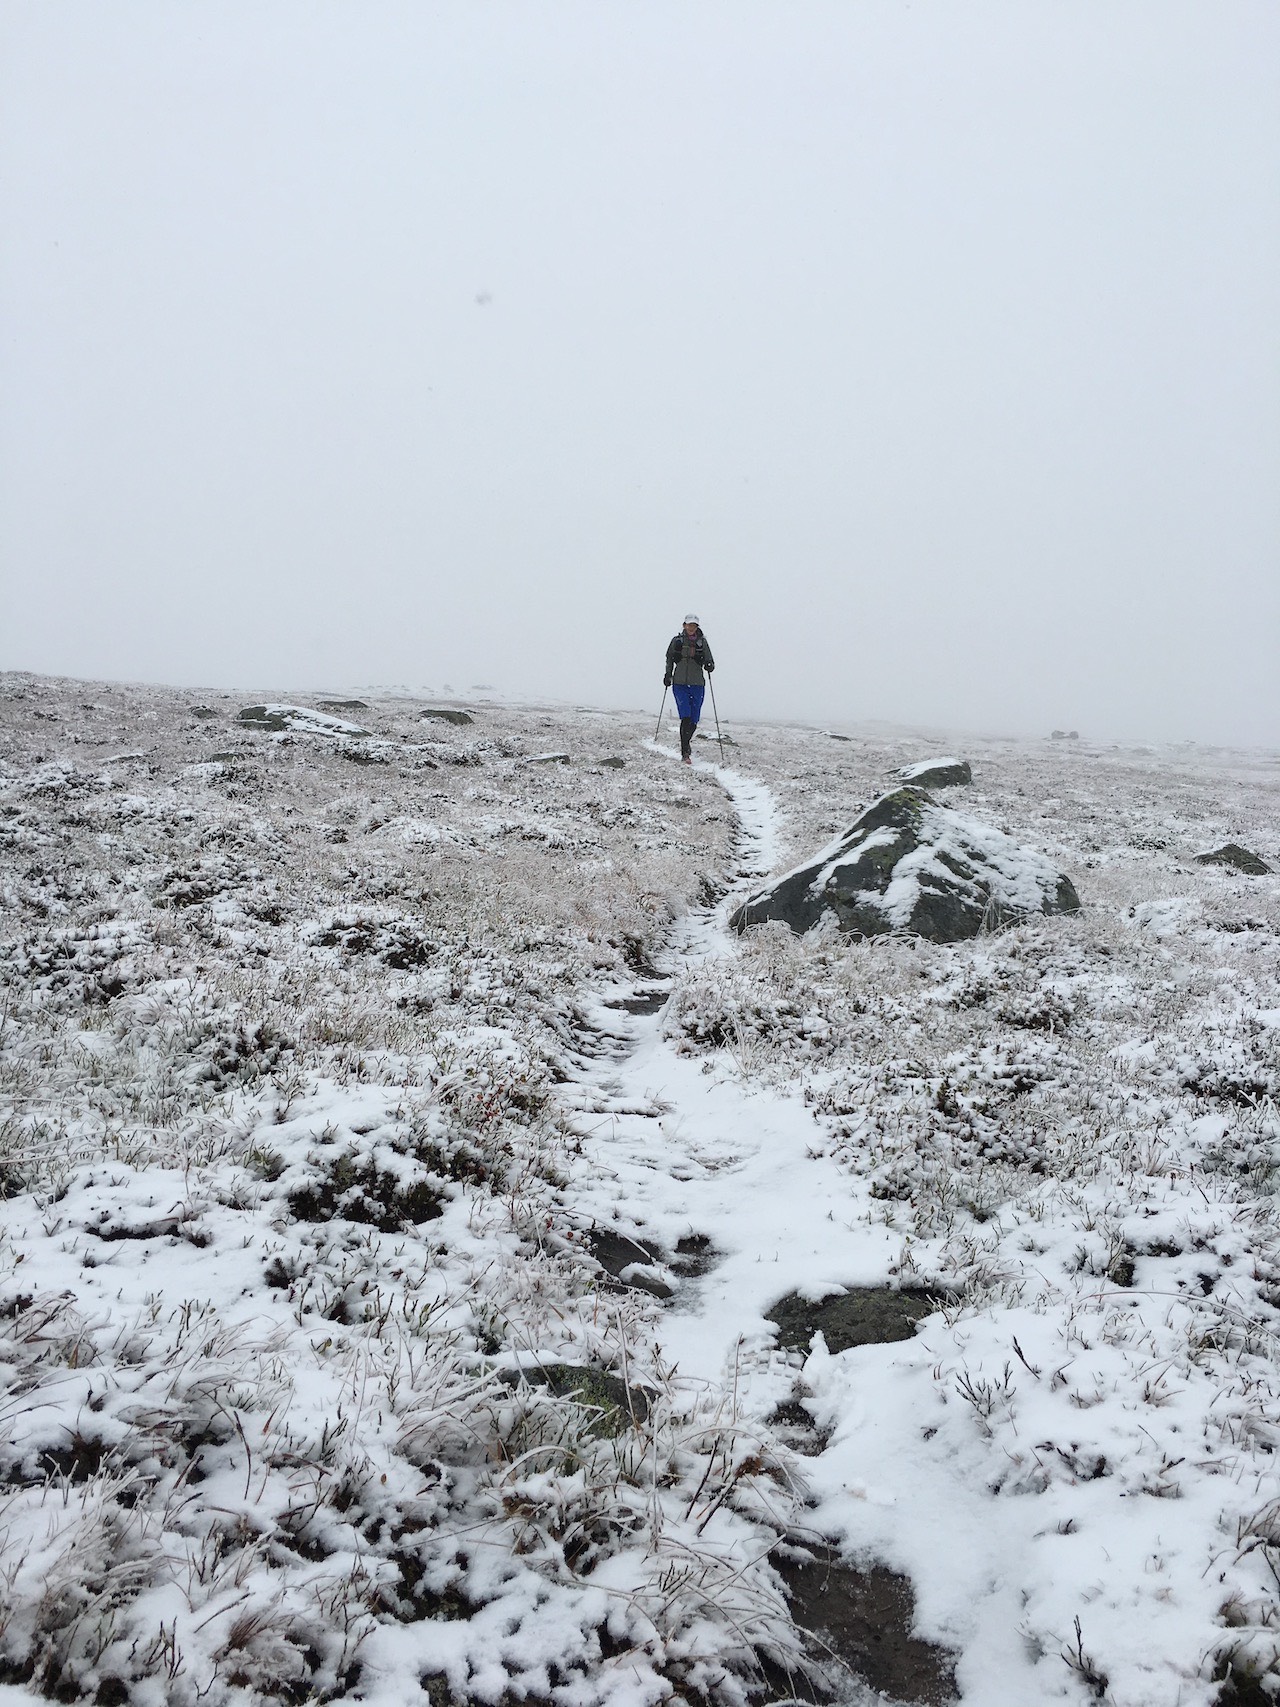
left=1, top=673, right=1279, bottom=1707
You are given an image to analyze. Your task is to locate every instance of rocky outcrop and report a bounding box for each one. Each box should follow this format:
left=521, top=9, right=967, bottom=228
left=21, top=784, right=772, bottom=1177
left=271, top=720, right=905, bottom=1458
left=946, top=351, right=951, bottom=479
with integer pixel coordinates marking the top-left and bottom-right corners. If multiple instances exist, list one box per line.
left=238, top=704, right=369, bottom=737
left=898, top=757, right=972, bottom=788
left=731, top=786, right=1081, bottom=941
left=1196, top=844, right=1272, bottom=876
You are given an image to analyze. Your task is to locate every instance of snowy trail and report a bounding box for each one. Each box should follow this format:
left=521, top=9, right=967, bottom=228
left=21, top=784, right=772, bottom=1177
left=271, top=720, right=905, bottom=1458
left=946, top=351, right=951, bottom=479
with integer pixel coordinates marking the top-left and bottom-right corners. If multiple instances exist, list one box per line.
left=558, top=750, right=1051, bottom=1706
left=565, top=741, right=1280, bottom=1707
left=567, top=750, right=941, bottom=1376
left=583, top=749, right=890, bottom=1392
left=563, top=745, right=1280, bottom=1707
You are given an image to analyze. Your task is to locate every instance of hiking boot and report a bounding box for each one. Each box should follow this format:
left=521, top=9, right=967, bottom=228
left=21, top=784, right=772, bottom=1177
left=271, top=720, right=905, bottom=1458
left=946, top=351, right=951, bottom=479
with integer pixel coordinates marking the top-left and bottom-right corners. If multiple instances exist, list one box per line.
left=682, top=752, right=692, bottom=765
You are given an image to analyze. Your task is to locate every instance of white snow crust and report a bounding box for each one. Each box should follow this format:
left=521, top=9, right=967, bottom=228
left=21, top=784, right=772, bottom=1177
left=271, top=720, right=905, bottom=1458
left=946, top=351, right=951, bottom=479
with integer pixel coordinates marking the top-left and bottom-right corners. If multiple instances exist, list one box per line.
left=876, top=802, right=1066, bottom=926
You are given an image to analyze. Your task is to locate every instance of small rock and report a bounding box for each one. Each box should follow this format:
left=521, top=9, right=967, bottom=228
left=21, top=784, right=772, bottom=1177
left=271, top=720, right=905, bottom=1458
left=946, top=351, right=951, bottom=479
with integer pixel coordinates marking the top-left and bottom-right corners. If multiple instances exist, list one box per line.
left=1196, top=843, right=1272, bottom=876
left=419, top=708, right=474, bottom=726
left=315, top=698, right=370, bottom=712
left=191, top=706, right=218, bottom=720
left=598, top=756, right=626, bottom=769
left=527, top=752, right=570, bottom=765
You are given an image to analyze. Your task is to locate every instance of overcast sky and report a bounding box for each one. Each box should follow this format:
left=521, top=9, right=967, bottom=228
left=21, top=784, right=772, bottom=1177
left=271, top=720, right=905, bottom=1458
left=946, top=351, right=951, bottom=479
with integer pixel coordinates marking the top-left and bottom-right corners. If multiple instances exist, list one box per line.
left=2, top=3, right=1277, bottom=744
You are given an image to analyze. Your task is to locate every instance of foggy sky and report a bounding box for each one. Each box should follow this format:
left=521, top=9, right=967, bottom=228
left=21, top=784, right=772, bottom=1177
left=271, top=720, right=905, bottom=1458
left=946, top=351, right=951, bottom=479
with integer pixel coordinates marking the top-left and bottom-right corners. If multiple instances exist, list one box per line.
left=2, top=3, right=1277, bottom=745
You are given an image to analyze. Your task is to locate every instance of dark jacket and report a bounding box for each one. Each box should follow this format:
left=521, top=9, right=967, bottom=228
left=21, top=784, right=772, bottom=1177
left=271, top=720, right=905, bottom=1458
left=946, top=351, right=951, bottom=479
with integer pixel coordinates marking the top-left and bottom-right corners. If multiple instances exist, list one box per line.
left=665, top=629, right=715, bottom=688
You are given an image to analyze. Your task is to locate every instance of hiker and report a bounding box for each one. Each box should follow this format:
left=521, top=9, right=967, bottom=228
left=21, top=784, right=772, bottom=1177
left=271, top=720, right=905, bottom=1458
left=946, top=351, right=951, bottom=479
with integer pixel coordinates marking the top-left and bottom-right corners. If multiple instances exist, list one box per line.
left=663, top=614, right=715, bottom=764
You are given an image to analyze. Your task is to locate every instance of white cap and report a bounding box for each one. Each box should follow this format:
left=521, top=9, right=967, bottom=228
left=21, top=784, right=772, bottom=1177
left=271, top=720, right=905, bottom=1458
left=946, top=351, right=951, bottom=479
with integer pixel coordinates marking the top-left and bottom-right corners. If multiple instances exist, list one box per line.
left=683, top=613, right=700, bottom=624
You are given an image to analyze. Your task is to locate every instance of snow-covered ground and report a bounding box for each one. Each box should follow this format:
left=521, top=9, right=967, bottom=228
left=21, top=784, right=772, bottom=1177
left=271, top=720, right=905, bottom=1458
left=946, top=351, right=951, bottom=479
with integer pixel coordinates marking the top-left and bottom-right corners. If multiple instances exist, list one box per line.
left=2, top=673, right=1279, bottom=1707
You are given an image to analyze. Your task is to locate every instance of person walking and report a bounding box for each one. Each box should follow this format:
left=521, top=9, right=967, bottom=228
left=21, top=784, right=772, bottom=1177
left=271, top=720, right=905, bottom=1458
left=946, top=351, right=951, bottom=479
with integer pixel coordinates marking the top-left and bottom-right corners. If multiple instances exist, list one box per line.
left=663, top=614, right=715, bottom=764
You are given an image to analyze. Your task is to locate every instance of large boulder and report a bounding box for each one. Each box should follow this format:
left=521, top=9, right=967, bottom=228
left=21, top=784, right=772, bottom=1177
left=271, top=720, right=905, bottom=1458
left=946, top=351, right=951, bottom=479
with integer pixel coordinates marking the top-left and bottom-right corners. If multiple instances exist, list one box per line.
left=898, top=756, right=971, bottom=788
left=731, top=786, right=1081, bottom=941
left=238, top=704, right=369, bottom=737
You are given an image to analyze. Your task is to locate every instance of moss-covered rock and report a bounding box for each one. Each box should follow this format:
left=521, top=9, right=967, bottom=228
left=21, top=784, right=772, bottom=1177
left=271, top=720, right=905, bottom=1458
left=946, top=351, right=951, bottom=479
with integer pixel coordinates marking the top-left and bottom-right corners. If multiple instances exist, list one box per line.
left=1196, top=844, right=1272, bottom=876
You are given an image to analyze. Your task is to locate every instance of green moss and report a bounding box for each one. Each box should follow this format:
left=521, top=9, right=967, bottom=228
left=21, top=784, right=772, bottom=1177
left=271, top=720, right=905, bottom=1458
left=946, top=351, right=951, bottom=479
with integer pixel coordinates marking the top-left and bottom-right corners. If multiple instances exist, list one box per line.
left=506, top=1364, right=652, bottom=1435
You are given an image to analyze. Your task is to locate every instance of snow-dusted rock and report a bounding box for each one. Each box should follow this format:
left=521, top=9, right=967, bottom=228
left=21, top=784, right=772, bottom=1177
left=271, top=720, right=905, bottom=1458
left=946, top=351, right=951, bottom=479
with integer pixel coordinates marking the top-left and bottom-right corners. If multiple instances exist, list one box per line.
left=897, top=755, right=972, bottom=787
left=731, top=785, right=1080, bottom=940
left=419, top=706, right=474, bottom=725
left=237, top=702, right=370, bottom=736
left=1195, top=842, right=1272, bottom=876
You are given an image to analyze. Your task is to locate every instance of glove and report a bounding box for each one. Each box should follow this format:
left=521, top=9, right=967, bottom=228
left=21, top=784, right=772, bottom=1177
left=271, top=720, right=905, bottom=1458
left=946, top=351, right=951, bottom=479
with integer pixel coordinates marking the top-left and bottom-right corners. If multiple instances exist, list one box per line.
left=663, top=676, right=672, bottom=688
left=706, top=663, right=714, bottom=673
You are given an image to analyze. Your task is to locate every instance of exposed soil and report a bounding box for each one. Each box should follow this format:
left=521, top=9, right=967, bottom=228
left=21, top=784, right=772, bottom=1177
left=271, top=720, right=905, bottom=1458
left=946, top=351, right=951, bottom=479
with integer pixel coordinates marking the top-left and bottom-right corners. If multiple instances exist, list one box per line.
left=605, top=987, right=670, bottom=1015
left=767, top=1287, right=951, bottom=1355
left=771, top=1546, right=957, bottom=1706
left=765, top=1399, right=830, bottom=1458
left=669, top=1232, right=719, bottom=1277
left=584, top=1226, right=674, bottom=1298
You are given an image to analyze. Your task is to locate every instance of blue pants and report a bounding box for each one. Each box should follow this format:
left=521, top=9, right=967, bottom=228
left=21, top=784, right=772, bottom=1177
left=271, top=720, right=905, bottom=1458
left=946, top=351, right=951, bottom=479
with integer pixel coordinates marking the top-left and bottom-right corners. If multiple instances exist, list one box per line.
left=672, top=684, right=704, bottom=723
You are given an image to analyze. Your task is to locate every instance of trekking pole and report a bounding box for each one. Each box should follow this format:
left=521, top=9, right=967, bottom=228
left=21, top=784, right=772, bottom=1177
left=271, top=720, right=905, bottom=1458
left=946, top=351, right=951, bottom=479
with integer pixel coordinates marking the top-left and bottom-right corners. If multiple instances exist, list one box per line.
left=654, top=687, right=668, bottom=743
left=708, top=677, right=725, bottom=762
